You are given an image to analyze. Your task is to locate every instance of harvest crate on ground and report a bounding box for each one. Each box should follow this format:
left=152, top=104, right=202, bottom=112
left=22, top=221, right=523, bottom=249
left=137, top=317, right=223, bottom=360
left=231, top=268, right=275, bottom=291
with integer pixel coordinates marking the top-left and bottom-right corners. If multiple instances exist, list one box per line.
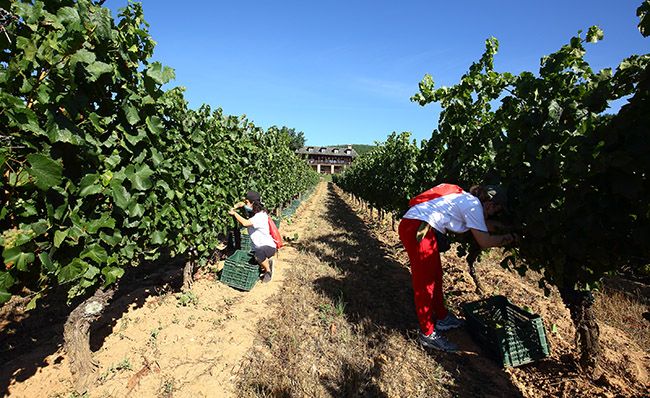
left=462, top=295, right=550, bottom=367
left=282, top=203, right=299, bottom=218
left=220, top=250, right=260, bottom=291
left=239, top=233, right=252, bottom=252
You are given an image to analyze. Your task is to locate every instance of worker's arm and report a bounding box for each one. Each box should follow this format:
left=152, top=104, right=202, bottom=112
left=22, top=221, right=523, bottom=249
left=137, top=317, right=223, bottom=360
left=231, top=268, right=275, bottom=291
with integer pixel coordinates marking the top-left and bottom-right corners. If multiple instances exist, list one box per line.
left=228, top=204, right=253, bottom=227
left=470, top=228, right=518, bottom=249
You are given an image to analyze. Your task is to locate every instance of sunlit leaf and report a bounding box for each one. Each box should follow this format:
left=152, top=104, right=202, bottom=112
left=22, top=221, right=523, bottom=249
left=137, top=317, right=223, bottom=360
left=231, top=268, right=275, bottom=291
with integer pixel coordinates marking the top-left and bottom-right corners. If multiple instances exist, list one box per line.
left=27, top=154, right=63, bottom=190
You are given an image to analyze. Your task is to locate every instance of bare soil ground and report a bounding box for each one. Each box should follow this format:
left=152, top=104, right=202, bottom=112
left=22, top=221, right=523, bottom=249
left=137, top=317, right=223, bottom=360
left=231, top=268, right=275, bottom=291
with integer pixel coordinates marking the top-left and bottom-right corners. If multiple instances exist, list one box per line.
left=1, top=181, right=649, bottom=397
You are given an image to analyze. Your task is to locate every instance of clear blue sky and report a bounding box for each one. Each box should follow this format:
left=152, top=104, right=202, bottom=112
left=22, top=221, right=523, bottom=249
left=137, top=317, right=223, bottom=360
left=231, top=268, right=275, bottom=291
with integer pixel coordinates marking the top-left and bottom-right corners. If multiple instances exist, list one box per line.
left=104, top=1, right=648, bottom=146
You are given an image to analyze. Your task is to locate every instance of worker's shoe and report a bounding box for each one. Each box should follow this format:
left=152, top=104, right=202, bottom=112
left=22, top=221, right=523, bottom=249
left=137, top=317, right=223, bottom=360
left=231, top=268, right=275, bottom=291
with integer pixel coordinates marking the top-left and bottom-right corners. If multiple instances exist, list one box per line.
left=436, top=314, right=464, bottom=331
left=419, top=331, right=458, bottom=352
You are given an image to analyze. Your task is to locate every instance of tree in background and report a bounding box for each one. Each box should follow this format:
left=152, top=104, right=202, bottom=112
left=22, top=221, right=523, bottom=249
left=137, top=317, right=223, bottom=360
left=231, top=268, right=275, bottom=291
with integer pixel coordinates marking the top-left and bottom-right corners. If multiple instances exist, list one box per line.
left=273, top=125, right=305, bottom=151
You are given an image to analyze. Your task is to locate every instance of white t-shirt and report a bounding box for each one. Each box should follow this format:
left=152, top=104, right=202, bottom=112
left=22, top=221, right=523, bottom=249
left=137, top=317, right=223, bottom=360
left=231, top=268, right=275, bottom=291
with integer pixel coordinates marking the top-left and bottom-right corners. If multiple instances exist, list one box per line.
left=403, top=192, right=488, bottom=234
left=247, top=212, right=276, bottom=249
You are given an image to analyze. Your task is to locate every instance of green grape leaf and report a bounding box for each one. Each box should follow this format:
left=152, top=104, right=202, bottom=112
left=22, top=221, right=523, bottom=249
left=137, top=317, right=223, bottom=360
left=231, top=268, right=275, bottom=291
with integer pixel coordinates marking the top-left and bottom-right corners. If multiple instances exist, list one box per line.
left=58, top=259, right=89, bottom=284
left=38, top=252, right=56, bottom=273
left=0, top=271, right=15, bottom=291
left=86, top=61, right=113, bottom=82
left=26, top=154, right=63, bottom=191
left=127, top=201, right=145, bottom=218
left=145, top=116, right=164, bottom=135
left=79, top=174, right=101, bottom=196
left=3, top=247, right=35, bottom=271
left=150, top=230, right=166, bottom=245
left=85, top=214, right=116, bottom=234
left=100, top=230, right=122, bottom=246
left=70, top=48, right=96, bottom=65
left=0, top=290, right=11, bottom=304
left=26, top=292, right=42, bottom=310
left=54, top=229, right=69, bottom=248
left=81, top=244, right=108, bottom=264
left=123, top=104, right=140, bottom=125
left=146, top=62, right=175, bottom=85
left=102, top=266, right=124, bottom=286
left=111, top=180, right=131, bottom=209
left=84, top=265, right=100, bottom=280
left=126, top=164, right=155, bottom=191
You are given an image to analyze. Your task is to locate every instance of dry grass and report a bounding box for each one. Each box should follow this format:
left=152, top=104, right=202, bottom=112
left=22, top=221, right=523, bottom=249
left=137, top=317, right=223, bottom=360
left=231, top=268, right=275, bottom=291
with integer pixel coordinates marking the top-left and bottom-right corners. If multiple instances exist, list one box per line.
left=239, top=247, right=452, bottom=397
left=237, top=184, right=650, bottom=398
left=236, top=249, right=453, bottom=398
left=594, top=288, right=650, bottom=352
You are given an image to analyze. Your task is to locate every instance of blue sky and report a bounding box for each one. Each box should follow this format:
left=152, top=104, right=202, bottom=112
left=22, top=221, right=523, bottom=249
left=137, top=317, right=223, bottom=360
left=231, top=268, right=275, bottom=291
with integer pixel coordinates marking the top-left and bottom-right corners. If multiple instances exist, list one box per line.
left=104, top=1, right=648, bottom=146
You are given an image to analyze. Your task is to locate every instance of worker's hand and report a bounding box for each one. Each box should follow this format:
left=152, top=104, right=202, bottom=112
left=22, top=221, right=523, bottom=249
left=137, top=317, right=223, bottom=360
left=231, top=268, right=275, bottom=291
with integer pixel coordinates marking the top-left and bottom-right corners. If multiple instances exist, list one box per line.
left=232, top=201, right=245, bottom=209
left=228, top=208, right=237, bottom=216
left=504, top=233, right=520, bottom=246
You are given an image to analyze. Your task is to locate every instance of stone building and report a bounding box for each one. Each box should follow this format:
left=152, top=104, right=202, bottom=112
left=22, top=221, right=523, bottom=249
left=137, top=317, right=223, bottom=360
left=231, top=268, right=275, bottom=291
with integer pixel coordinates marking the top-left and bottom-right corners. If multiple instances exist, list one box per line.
left=295, top=145, right=358, bottom=174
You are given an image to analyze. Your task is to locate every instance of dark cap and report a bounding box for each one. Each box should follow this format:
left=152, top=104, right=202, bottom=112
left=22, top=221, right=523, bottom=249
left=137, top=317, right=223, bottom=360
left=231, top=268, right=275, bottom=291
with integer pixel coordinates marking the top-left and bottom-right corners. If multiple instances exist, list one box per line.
left=485, top=185, right=508, bottom=207
left=245, top=190, right=261, bottom=202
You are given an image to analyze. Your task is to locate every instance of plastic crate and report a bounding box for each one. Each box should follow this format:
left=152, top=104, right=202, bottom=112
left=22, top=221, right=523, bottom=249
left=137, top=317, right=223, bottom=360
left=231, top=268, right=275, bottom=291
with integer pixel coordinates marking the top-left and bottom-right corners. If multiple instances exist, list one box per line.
left=220, top=250, right=259, bottom=291
left=462, top=295, right=550, bottom=367
left=281, top=208, right=295, bottom=218
left=239, top=233, right=252, bottom=251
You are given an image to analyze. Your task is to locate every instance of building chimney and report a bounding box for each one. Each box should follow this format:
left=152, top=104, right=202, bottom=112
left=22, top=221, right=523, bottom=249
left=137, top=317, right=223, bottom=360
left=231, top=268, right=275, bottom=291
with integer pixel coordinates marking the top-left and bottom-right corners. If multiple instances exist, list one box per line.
left=347, top=144, right=352, bottom=150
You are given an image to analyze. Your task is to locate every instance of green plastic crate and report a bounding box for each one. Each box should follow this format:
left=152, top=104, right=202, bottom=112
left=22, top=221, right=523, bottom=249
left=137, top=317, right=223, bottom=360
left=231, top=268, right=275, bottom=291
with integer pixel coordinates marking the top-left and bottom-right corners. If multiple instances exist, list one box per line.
left=220, top=250, right=259, bottom=291
left=462, top=295, right=550, bottom=367
left=281, top=208, right=295, bottom=218
left=239, top=233, right=252, bottom=251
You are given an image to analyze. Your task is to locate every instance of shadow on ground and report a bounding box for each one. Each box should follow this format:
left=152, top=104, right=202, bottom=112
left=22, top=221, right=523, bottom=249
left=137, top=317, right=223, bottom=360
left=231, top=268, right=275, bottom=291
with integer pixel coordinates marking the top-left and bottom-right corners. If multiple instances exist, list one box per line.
left=296, top=183, right=524, bottom=398
left=0, top=254, right=186, bottom=394
left=321, top=360, right=389, bottom=398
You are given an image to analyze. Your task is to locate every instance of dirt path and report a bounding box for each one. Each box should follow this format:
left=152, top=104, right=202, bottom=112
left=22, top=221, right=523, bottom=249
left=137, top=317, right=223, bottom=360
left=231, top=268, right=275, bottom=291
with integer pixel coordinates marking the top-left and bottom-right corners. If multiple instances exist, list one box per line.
left=3, top=184, right=325, bottom=398
left=236, top=182, right=649, bottom=397
left=235, top=182, right=526, bottom=397
left=3, top=181, right=649, bottom=397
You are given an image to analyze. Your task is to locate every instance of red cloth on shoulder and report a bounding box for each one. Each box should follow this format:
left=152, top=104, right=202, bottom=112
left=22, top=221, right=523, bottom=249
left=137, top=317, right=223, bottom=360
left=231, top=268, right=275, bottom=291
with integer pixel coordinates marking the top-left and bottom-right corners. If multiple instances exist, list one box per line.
left=408, top=183, right=464, bottom=207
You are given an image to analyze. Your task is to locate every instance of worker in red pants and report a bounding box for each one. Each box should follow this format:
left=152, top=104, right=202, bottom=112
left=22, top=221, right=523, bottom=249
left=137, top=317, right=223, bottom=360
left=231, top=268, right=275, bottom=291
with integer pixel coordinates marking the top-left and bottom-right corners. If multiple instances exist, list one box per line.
left=399, top=184, right=518, bottom=351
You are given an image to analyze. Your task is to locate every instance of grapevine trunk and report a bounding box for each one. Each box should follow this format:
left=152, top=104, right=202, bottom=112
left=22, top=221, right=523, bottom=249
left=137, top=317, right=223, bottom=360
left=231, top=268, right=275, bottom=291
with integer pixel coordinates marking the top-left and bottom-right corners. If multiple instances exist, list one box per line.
left=63, top=287, right=116, bottom=393
left=182, top=249, right=196, bottom=291
left=560, top=288, right=601, bottom=374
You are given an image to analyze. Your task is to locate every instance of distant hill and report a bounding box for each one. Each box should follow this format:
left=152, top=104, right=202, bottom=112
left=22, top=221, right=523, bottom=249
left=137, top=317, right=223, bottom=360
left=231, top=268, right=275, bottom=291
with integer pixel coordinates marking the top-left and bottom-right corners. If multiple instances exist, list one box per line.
left=329, top=144, right=376, bottom=156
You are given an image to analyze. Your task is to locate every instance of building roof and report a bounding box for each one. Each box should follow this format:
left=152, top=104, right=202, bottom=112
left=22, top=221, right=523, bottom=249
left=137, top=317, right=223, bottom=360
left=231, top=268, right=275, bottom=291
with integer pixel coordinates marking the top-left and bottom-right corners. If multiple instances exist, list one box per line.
left=295, top=146, right=358, bottom=158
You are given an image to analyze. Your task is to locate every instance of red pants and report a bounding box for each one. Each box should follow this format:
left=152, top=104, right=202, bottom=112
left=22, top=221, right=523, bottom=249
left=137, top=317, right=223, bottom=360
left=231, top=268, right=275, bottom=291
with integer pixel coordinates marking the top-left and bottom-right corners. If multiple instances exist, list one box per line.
left=398, top=218, right=448, bottom=335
